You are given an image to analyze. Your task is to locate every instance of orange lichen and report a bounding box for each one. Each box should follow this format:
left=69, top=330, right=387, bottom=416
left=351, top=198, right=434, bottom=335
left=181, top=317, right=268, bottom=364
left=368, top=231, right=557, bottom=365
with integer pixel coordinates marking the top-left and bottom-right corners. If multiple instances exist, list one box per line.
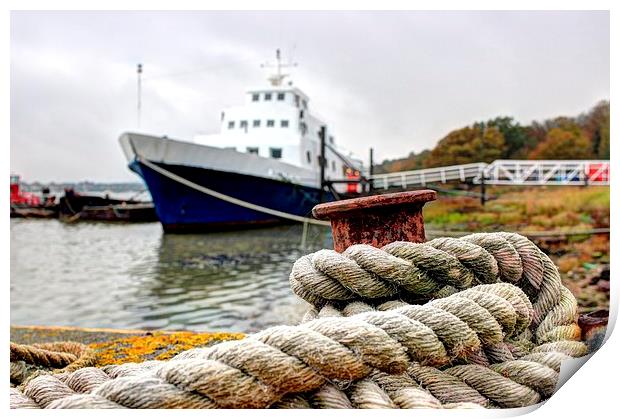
left=89, top=331, right=244, bottom=367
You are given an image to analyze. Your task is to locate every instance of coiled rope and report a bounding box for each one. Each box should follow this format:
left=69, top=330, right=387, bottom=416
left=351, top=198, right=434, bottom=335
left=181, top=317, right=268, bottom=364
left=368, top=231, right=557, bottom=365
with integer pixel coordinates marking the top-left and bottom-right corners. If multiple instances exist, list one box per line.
left=283, top=232, right=585, bottom=408
left=10, top=342, right=96, bottom=386
left=10, top=233, right=588, bottom=409
left=290, top=232, right=578, bottom=344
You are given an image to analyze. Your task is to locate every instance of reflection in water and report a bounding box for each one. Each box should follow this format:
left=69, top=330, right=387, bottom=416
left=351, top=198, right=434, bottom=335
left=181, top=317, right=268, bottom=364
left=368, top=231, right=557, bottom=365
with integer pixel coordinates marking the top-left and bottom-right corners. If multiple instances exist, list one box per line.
left=132, top=227, right=332, bottom=332
left=10, top=219, right=332, bottom=333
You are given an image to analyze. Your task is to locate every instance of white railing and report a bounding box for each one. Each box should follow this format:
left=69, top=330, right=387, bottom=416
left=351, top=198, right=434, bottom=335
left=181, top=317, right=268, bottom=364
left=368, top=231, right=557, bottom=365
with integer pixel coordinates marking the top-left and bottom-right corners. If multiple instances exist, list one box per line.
left=369, top=160, right=610, bottom=189
left=369, top=163, right=487, bottom=190
left=478, top=160, right=610, bottom=185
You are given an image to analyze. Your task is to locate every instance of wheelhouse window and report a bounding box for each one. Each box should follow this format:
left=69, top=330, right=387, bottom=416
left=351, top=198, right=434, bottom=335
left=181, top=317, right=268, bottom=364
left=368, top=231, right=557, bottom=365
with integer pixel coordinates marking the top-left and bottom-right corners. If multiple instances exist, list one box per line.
left=277, top=92, right=285, bottom=101
left=252, top=93, right=259, bottom=102
left=295, top=94, right=300, bottom=107
left=247, top=147, right=259, bottom=154
left=228, top=121, right=235, bottom=129
left=270, top=148, right=282, bottom=159
left=267, top=120, right=275, bottom=127
left=253, top=120, right=261, bottom=127
left=332, top=161, right=336, bottom=171
left=306, top=151, right=312, bottom=164
left=240, top=120, right=248, bottom=129
left=264, top=92, right=272, bottom=101
left=302, top=99, right=308, bottom=109
left=280, top=120, right=289, bottom=128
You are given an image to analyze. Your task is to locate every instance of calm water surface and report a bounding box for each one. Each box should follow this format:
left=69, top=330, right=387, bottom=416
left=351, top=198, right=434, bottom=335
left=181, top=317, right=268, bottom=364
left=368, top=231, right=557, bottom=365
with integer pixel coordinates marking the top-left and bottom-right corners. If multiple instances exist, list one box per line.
left=11, top=220, right=333, bottom=333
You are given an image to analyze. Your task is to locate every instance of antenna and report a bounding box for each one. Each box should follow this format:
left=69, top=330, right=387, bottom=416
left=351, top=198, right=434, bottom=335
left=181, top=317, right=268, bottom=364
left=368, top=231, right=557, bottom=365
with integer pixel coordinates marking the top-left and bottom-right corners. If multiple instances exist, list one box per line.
left=261, top=48, right=297, bottom=86
left=137, top=63, right=143, bottom=128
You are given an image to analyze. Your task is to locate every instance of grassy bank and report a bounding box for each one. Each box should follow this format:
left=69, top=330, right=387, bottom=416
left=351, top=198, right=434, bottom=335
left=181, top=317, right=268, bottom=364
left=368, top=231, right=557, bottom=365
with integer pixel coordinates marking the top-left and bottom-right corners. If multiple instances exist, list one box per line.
left=424, top=186, right=609, bottom=232
left=423, top=186, right=610, bottom=313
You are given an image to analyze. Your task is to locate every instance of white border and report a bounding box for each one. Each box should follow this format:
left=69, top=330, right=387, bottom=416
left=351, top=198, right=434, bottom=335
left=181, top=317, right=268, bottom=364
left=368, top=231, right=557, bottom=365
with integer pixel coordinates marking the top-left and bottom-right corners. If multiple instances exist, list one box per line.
left=4, top=2, right=615, bottom=418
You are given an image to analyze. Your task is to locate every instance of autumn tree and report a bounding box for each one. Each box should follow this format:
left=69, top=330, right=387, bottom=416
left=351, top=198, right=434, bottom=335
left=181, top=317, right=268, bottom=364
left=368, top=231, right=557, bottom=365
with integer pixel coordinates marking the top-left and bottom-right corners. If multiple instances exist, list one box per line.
left=578, top=100, right=610, bottom=159
left=373, top=100, right=608, bottom=174
left=526, top=121, right=548, bottom=147
left=483, top=117, right=536, bottom=159
left=374, top=150, right=431, bottom=174
left=528, top=127, right=592, bottom=160
left=597, top=118, right=610, bottom=159
left=423, top=125, right=505, bottom=167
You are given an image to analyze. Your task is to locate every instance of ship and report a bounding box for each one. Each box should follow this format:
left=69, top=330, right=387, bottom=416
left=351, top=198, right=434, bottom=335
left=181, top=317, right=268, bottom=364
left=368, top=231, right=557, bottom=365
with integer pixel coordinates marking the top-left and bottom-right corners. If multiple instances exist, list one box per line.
left=58, top=189, right=158, bottom=223
left=10, top=174, right=58, bottom=219
left=119, top=50, right=364, bottom=233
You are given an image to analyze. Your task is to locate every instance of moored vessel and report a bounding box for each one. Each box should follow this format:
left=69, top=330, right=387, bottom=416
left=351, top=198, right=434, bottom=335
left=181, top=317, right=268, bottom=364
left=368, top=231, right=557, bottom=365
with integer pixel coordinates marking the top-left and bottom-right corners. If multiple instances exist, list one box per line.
left=10, top=174, right=58, bottom=219
left=58, top=189, right=158, bottom=223
left=120, top=51, right=364, bottom=233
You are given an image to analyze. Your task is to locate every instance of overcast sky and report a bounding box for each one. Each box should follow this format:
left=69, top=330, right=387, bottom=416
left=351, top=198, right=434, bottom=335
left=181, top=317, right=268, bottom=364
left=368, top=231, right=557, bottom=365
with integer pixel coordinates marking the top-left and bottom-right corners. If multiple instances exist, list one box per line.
left=10, top=10, right=609, bottom=182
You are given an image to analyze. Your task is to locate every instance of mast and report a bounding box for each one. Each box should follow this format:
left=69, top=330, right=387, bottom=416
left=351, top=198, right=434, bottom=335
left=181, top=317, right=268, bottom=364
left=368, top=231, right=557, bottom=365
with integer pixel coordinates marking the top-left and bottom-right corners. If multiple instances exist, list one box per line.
left=137, top=63, right=143, bottom=128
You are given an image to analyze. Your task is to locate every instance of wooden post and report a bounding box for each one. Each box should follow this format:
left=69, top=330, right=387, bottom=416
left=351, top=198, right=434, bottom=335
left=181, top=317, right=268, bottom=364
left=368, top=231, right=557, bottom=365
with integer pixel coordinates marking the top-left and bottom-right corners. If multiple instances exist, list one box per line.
left=368, top=147, right=374, bottom=194
left=319, top=126, right=326, bottom=203
left=300, top=220, right=309, bottom=248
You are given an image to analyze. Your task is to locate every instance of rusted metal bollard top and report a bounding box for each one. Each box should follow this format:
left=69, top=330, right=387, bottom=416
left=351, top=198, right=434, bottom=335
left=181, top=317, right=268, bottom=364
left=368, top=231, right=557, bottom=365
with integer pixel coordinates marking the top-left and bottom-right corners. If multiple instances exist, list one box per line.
left=313, top=190, right=437, bottom=252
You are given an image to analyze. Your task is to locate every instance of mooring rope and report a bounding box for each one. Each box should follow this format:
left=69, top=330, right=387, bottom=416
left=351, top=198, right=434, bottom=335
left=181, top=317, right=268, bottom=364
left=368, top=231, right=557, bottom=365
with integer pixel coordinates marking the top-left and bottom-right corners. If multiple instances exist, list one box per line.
left=10, top=283, right=552, bottom=408
left=10, top=342, right=96, bottom=386
left=426, top=228, right=611, bottom=238
left=10, top=284, right=586, bottom=409
left=137, top=156, right=331, bottom=226
left=290, top=232, right=578, bottom=346
left=10, top=233, right=589, bottom=409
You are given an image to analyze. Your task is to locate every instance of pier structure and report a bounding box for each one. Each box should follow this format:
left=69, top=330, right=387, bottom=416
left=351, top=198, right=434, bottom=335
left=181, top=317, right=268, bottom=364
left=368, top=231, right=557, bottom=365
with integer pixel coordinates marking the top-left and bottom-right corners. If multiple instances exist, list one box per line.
left=367, top=159, right=610, bottom=190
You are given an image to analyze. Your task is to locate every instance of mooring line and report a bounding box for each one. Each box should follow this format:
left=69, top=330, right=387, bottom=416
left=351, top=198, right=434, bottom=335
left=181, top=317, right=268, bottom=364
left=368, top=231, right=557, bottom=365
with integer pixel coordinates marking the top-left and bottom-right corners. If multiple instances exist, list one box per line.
left=137, top=157, right=331, bottom=227
left=136, top=157, right=609, bottom=238
left=426, top=228, right=610, bottom=238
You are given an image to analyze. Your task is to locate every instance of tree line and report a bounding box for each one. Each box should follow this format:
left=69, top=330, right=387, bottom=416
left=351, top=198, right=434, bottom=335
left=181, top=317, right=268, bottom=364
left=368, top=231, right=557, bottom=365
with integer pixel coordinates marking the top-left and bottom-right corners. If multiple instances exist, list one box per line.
left=373, top=100, right=609, bottom=174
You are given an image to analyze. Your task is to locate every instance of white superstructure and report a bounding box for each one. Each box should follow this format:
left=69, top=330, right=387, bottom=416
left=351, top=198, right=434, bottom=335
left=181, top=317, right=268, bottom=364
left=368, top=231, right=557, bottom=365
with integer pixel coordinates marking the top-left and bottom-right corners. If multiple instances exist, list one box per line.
left=193, top=50, right=362, bottom=188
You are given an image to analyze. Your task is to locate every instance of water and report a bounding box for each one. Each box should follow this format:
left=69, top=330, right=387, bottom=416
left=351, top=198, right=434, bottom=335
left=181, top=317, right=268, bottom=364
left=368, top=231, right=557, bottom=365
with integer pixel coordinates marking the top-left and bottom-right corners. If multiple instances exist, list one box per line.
left=10, top=219, right=333, bottom=333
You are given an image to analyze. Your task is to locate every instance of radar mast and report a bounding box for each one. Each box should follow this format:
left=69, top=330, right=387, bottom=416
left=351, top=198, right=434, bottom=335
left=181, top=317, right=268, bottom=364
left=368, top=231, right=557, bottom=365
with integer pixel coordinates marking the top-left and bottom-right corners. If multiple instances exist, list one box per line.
left=261, top=49, right=298, bottom=86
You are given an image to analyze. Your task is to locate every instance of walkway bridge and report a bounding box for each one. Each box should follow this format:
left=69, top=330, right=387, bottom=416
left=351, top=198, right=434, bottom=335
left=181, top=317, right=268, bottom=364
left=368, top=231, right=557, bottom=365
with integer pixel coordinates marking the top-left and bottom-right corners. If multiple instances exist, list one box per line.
left=369, top=160, right=610, bottom=190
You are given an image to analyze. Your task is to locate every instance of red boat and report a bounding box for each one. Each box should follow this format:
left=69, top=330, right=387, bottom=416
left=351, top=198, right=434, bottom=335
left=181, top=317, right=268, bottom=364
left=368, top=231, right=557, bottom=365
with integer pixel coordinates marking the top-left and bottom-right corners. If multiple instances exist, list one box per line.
left=10, top=174, right=58, bottom=218
left=10, top=175, right=157, bottom=222
left=10, top=174, right=41, bottom=206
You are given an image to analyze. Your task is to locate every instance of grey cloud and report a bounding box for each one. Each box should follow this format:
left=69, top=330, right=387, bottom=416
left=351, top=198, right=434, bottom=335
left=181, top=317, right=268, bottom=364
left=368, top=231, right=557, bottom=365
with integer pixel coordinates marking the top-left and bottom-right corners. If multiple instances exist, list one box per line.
left=10, top=11, right=609, bottom=182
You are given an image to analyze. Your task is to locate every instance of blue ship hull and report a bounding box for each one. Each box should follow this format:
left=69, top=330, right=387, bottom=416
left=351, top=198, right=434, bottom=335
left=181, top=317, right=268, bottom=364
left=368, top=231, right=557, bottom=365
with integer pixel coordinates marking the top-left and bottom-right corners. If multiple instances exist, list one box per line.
left=130, top=160, right=332, bottom=233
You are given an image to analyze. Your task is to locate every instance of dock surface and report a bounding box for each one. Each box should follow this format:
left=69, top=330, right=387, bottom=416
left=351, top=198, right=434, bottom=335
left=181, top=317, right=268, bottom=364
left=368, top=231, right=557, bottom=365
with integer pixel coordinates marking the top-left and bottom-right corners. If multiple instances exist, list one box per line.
left=11, top=325, right=244, bottom=367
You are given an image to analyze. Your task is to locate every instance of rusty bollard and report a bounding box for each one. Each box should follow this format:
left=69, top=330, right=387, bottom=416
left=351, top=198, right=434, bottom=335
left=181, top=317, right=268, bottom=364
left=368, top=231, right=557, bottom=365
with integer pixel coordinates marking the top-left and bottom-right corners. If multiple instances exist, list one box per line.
left=578, top=310, right=609, bottom=353
left=313, top=190, right=437, bottom=252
